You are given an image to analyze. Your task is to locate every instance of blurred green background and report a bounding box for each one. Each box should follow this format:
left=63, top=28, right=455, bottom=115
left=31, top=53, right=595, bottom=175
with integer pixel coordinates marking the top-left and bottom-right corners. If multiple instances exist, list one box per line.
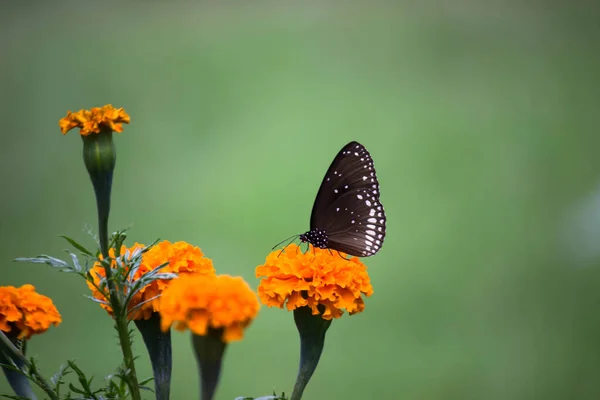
left=2, top=2, right=600, bottom=399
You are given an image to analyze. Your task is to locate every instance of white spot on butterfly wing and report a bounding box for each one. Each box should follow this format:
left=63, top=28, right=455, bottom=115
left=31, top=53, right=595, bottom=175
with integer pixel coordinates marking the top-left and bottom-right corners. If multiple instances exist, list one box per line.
left=368, top=218, right=377, bottom=223
left=366, top=230, right=376, bottom=236
left=357, top=194, right=363, bottom=200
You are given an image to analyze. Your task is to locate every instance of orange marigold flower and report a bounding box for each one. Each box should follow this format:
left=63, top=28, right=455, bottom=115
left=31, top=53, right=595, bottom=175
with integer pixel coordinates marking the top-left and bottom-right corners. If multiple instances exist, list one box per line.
left=256, top=244, right=374, bottom=320
left=0, top=284, right=61, bottom=340
left=87, top=240, right=216, bottom=320
left=59, top=104, right=130, bottom=136
left=159, top=274, right=260, bottom=343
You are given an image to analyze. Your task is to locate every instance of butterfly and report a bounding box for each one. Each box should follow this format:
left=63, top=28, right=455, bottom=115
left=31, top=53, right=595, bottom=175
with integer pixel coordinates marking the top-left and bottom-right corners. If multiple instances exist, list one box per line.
left=277, top=141, right=386, bottom=257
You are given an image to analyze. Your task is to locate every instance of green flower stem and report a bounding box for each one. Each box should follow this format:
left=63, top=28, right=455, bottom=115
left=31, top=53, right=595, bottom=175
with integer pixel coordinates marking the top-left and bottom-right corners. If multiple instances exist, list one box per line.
left=290, top=306, right=332, bottom=400
left=115, top=314, right=142, bottom=400
left=98, top=260, right=142, bottom=400
left=81, top=130, right=141, bottom=400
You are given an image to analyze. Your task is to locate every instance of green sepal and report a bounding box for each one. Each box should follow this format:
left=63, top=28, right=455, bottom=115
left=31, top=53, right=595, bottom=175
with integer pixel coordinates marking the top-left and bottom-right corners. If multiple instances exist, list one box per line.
left=81, top=129, right=116, bottom=258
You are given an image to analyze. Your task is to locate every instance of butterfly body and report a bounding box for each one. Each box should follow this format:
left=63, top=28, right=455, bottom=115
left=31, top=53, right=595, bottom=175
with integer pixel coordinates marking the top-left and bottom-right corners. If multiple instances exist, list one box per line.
left=298, top=229, right=328, bottom=249
left=298, top=141, right=386, bottom=257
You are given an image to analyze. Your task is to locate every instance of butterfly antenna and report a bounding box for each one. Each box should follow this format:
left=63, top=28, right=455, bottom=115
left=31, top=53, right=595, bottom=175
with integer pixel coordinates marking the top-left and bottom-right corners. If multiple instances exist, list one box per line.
left=275, top=235, right=300, bottom=258
left=272, top=234, right=300, bottom=250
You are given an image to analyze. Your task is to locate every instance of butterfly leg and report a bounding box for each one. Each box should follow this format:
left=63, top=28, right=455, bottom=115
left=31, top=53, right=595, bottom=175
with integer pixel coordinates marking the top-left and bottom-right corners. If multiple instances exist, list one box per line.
left=299, top=242, right=310, bottom=255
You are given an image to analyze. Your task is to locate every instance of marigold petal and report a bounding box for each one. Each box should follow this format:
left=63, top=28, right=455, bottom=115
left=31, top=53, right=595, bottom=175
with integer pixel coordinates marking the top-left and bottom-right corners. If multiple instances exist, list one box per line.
left=223, top=323, right=244, bottom=342
left=87, top=240, right=215, bottom=321
left=159, top=274, right=260, bottom=343
left=256, top=244, right=373, bottom=319
left=187, top=310, right=210, bottom=335
left=286, top=291, right=307, bottom=311
left=58, top=105, right=130, bottom=136
left=0, top=285, right=61, bottom=339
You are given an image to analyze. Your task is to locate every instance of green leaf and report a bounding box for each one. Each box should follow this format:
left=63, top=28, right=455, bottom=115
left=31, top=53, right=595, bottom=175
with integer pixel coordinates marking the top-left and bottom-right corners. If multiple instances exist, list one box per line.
left=67, top=252, right=83, bottom=273
left=14, top=255, right=69, bottom=269
left=50, top=363, right=71, bottom=388
left=68, top=383, right=86, bottom=395
left=67, top=360, right=96, bottom=398
left=0, top=363, right=21, bottom=373
left=139, top=377, right=154, bottom=386
left=141, top=238, right=160, bottom=254
left=0, top=394, right=32, bottom=400
left=59, top=236, right=93, bottom=256
left=83, top=224, right=100, bottom=247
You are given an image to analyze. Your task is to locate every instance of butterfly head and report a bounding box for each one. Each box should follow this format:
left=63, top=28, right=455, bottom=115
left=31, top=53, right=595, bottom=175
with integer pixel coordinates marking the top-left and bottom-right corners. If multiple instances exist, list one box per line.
left=298, top=232, right=308, bottom=243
